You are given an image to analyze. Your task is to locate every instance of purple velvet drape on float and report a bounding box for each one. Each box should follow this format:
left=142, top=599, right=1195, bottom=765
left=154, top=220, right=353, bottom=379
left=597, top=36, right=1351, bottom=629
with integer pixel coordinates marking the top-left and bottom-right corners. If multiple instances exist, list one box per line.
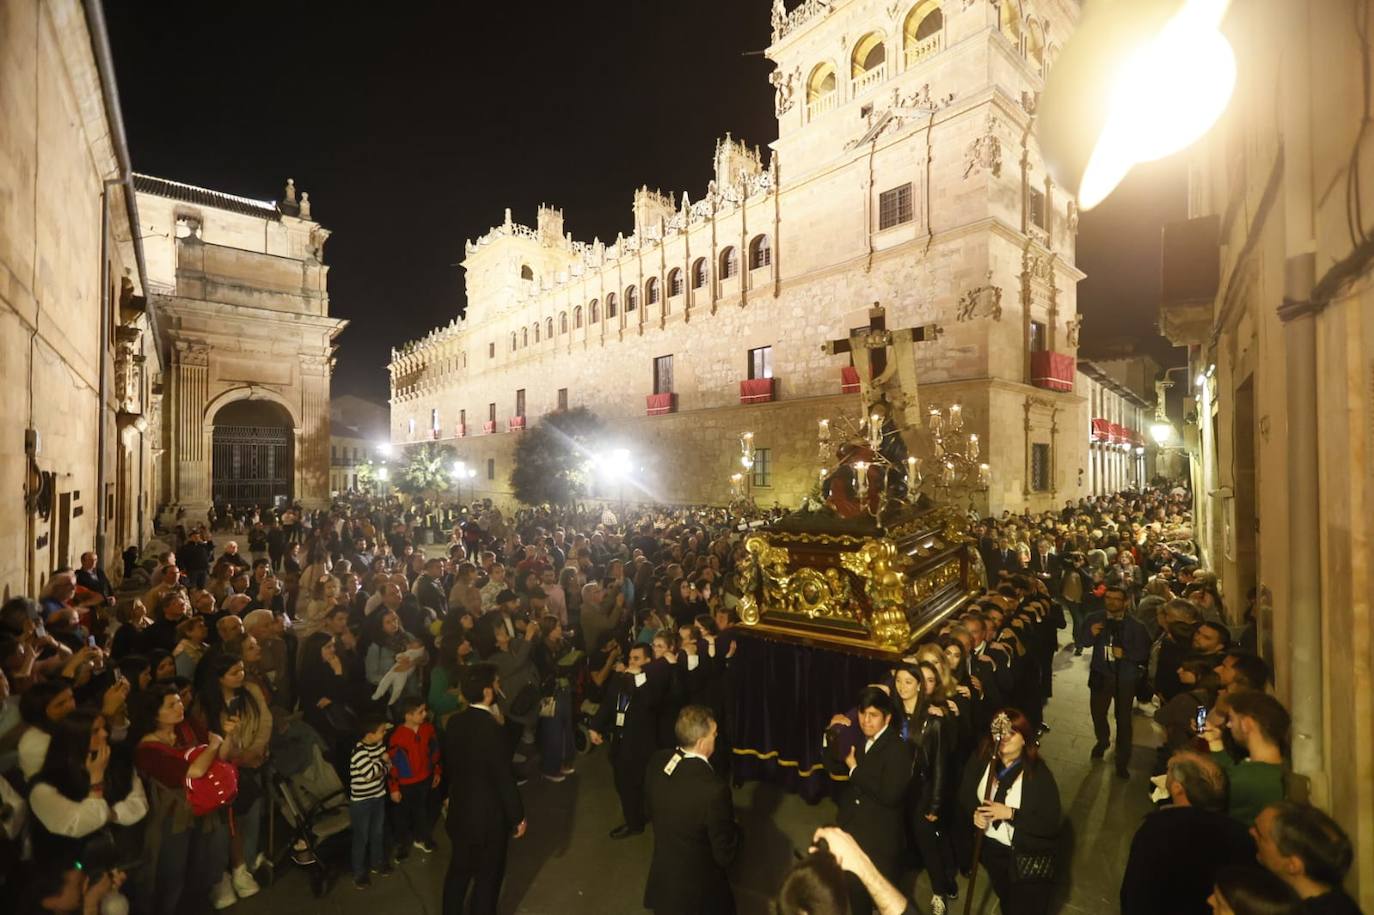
left=728, top=632, right=892, bottom=802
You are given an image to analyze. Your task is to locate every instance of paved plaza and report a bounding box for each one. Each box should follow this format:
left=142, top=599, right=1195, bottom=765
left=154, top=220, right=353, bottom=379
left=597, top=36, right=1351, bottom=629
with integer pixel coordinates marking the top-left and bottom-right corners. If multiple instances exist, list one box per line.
left=234, top=649, right=1159, bottom=915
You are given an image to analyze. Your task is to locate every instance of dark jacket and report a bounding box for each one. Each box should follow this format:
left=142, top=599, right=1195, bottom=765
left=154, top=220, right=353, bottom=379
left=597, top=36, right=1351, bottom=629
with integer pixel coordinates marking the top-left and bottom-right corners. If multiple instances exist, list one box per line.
left=412, top=574, right=448, bottom=619
left=830, top=725, right=914, bottom=877
left=1078, top=611, right=1151, bottom=680
left=643, top=749, right=738, bottom=914
left=589, top=670, right=662, bottom=766
left=898, top=709, right=947, bottom=819
left=1120, top=805, right=1255, bottom=915
left=957, top=755, right=1061, bottom=856
left=442, top=706, right=523, bottom=841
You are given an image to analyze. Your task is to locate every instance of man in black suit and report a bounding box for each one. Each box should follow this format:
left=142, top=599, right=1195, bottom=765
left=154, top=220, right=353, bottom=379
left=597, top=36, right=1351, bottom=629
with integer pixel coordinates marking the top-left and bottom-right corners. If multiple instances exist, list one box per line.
left=1120, top=752, right=1255, bottom=915
left=828, top=686, right=914, bottom=915
left=1028, top=537, right=1059, bottom=597
left=442, top=663, right=526, bottom=915
left=589, top=642, right=665, bottom=839
left=643, top=705, right=739, bottom=915
left=412, top=557, right=449, bottom=620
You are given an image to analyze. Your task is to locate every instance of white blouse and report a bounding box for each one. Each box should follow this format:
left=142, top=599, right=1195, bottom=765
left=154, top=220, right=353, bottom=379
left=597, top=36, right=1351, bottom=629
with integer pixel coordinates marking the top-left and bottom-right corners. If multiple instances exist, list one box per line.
left=975, top=762, right=1023, bottom=847
left=29, top=775, right=148, bottom=837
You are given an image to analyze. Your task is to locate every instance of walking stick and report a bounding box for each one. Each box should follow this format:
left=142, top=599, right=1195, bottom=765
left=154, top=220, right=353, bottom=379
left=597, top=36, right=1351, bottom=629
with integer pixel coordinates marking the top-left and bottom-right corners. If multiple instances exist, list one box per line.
left=963, top=712, right=1013, bottom=915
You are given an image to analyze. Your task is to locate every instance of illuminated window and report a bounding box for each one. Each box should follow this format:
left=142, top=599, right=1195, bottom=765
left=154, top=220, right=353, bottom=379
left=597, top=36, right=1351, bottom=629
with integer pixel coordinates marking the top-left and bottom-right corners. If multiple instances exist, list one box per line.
left=720, top=247, right=739, bottom=280
left=749, top=235, right=771, bottom=269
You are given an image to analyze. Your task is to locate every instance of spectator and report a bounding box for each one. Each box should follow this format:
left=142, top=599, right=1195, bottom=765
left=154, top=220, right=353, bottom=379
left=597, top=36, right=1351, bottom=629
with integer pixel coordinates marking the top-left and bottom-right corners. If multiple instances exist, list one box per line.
left=1205, top=690, right=1289, bottom=827
left=1208, top=865, right=1301, bottom=915
left=1253, top=802, right=1361, bottom=914
left=348, top=714, right=394, bottom=888
left=386, top=696, right=442, bottom=857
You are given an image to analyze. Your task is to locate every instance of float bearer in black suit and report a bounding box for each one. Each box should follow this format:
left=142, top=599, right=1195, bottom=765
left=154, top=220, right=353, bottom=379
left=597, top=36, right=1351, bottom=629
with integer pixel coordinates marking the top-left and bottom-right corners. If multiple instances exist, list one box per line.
left=643, top=705, right=740, bottom=915
left=828, top=685, right=915, bottom=915
left=589, top=642, right=664, bottom=839
left=442, top=663, right=526, bottom=915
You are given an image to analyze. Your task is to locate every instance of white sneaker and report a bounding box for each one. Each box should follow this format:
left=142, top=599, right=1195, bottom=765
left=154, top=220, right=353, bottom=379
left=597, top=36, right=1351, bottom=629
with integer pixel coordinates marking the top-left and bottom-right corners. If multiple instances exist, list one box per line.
left=931, top=895, right=947, bottom=915
left=231, top=864, right=260, bottom=898
left=211, top=874, right=237, bottom=910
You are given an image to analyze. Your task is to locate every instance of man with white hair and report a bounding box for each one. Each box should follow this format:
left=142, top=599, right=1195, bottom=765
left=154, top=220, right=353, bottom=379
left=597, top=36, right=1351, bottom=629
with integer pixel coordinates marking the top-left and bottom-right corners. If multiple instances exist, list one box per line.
left=243, top=607, right=292, bottom=707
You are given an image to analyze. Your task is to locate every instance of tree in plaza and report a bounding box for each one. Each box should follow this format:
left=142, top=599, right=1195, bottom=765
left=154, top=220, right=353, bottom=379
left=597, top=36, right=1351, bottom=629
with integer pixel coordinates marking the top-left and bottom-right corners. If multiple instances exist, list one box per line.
left=395, top=441, right=458, bottom=500
left=510, top=407, right=603, bottom=507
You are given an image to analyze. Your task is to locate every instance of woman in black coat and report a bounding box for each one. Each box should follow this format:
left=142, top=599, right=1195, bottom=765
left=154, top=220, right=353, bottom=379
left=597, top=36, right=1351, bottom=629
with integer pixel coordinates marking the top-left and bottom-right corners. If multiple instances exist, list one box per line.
left=892, top=661, right=957, bottom=912
left=958, top=706, right=1062, bottom=915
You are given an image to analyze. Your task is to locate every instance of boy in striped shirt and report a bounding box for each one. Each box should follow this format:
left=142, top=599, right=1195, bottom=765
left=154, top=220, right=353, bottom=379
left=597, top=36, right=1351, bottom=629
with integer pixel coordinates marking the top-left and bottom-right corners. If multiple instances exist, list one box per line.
left=350, top=714, right=393, bottom=888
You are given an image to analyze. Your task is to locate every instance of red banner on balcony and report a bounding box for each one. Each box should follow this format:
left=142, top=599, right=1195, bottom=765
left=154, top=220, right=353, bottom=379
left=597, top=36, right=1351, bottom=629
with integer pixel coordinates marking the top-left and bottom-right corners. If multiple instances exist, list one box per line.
left=840, top=366, right=860, bottom=394
left=739, top=377, right=775, bottom=404
left=1108, top=423, right=1126, bottom=444
left=646, top=392, right=676, bottom=416
left=508, top=416, right=526, bottom=431
left=482, top=420, right=496, bottom=434
left=1091, top=418, right=1112, bottom=442
left=1030, top=351, right=1075, bottom=392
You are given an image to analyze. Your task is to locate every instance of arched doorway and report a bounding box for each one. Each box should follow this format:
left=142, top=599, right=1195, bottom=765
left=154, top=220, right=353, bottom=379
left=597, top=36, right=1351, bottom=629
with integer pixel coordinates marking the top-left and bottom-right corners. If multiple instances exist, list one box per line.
left=211, top=399, right=294, bottom=507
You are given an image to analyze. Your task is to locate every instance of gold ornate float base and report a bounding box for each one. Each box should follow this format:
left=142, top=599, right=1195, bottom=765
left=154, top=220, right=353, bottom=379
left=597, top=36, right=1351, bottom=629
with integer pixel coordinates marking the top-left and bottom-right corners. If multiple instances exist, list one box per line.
left=735, top=505, right=981, bottom=659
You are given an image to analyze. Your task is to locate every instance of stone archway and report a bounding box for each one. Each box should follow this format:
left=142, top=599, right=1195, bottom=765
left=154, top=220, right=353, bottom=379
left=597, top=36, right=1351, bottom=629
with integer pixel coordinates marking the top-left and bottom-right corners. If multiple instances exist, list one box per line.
left=210, top=399, right=295, bottom=508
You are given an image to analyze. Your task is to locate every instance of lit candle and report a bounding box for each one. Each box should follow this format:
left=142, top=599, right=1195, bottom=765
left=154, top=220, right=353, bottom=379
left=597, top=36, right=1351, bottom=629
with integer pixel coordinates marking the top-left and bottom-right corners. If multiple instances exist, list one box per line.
left=966, top=433, right=979, bottom=461
left=948, top=403, right=963, bottom=432
left=928, top=406, right=943, bottom=436
left=817, top=419, right=830, bottom=442
left=854, top=461, right=869, bottom=499
left=942, top=461, right=955, bottom=484
left=978, top=463, right=991, bottom=487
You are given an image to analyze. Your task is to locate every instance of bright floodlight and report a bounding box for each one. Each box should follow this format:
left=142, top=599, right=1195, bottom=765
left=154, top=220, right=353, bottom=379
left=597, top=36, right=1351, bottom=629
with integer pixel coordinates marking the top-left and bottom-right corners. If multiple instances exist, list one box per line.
left=607, top=448, right=633, bottom=477
left=378, top=442, right=394, bottom=457
left=1040, top=0, right=1235, bottom=209
left=377, top=467, right=390, bottom=481
left=1150, top=421, right=1174, bottom=444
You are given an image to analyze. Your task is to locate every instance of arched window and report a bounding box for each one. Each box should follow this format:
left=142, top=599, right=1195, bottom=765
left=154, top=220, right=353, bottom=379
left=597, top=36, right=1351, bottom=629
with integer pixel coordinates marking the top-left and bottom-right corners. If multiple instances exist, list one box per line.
left=520, top=264, right=533, bottom=281
left=806, top=62, right=838, bottom=119
left=904, top=1, right=943, bottom=65
left=646, top=277, right=660, bottom=305
left=521, top=327, right=528, bottom=347
left=545, top=317, right=554, bottom=338
left=691, top=258, right=709, bottom=289
left=510, top=332, right=517, bottom=352
left=1027, top=19, right=1045, bottom=68
left=626, top=285, right=638, bottom=312
left=668, top=268, right=684, bottom=297
left=606, top=293, right=618, bottom=318
left=851, top=32, right=886, bottom=85
left=590, top=299, right=600, bottom=323
left=719, top=247, right=739, bottom=280
left=533, top=323, right=540, bottom=344
left=559, top=312, right=568, bottom=333
left=749, top=235, right=772, bottom=270
left=574, top=306, right=583, bottom=328
left=1000, top=0, right=1022, bottom=46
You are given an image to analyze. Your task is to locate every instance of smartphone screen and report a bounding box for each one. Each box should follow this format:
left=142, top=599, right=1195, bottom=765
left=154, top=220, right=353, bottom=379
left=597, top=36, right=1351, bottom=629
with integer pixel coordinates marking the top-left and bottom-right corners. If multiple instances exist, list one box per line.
left=1195, top=705, right=1208, bottom=732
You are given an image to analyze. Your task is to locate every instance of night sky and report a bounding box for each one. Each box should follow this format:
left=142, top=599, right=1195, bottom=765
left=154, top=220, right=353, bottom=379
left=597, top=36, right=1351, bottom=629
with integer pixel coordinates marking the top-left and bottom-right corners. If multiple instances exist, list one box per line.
left=105, top=0, right=1183, bottom=403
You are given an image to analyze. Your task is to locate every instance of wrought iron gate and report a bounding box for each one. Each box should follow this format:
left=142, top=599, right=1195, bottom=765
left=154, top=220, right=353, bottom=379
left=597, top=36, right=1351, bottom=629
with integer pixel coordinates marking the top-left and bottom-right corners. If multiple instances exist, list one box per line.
left=212, top=424, right=292, bottom=505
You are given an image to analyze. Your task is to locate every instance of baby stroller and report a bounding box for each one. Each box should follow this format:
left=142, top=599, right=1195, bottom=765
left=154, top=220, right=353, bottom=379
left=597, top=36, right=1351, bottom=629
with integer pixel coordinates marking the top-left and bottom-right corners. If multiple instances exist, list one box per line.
left=265, top=743, right=351, bottom=897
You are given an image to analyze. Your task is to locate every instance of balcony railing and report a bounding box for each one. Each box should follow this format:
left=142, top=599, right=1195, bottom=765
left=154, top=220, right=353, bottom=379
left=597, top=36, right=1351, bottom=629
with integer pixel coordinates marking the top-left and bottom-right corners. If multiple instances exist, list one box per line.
left=739, top=378, right=775, bottom=404
left=1030, top=351, right=1075, bottom=392
left=646, top=392, right=676, bottom=416
left=850, top=63, right=887, bottom=97
left=508, top=416, right=526, bottom=432
left=904, top=33, right=941, bottom=67
left=482, top=420, right=497, bottom=434
left=806, top=92, right=837, bottom=120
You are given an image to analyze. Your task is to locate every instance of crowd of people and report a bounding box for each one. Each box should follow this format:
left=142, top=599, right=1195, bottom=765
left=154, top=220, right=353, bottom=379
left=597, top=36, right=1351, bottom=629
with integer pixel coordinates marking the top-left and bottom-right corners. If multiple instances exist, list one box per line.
left=0, top=483, right=1361, bottom=915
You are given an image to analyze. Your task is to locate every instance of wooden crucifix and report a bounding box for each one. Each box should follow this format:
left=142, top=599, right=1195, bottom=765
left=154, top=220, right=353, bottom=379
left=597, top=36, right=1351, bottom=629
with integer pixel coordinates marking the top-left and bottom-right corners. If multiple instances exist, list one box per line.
left=823, top=303, right=942, bottom=455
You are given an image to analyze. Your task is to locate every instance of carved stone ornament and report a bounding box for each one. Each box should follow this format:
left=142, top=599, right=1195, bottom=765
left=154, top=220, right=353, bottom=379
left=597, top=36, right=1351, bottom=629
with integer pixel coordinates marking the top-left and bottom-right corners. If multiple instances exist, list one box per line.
left=1067, top=199, right=1080, bottom=236
left=963, top=115, right=1004, bottom=179
left=770, top=65, right=801, bottom=116
left=1065, top=316, right=1083, bottom=347
left=956, top=273, right=1004, bottom=321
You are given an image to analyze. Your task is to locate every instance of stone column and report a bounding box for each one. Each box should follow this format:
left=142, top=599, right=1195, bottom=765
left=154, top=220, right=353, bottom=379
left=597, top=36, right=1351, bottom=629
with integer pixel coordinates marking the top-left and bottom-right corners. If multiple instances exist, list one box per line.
left=172, top=341, right=211, bottom=511
left=298, top=354, right=331, bottom=508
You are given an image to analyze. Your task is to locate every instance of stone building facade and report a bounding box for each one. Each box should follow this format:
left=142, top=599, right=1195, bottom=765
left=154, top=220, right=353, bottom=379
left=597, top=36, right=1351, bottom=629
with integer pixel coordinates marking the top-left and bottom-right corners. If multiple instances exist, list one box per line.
left=136, top=176, right=347, bottom=516
left=1160, top=0, right=1374, bottom=900
left=391, top=0, right=1087, bottom=514
left=1078, top=357, right=1158, bottom=496
left=330, top=395, right=389, bottom=496
left=0, top=0, right=163, bottom=595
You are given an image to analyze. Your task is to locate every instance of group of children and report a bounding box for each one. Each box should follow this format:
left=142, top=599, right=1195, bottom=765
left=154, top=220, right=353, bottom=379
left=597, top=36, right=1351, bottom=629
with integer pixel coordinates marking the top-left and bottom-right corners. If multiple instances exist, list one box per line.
left=346, top=697, right=443, bottom=888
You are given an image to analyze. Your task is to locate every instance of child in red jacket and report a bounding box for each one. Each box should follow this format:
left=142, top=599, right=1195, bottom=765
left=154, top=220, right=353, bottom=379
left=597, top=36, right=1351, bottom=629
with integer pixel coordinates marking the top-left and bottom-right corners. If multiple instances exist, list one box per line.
left=387, top=697, right=442, bottom=855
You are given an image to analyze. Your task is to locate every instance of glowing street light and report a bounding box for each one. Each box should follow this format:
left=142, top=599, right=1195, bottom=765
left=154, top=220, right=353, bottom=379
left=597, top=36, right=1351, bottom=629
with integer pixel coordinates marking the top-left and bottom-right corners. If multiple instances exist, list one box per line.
left=377, top=442, right=394, bottom=457
left=1040, top=0, right=1236, bottom=209
left=1150, top=421, right=1175, bottom=444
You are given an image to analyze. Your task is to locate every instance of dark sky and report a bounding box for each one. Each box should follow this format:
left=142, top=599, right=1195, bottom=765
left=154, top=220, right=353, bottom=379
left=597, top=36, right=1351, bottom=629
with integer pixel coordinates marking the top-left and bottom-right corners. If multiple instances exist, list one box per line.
left=106, top=0, right=1183, bottom=402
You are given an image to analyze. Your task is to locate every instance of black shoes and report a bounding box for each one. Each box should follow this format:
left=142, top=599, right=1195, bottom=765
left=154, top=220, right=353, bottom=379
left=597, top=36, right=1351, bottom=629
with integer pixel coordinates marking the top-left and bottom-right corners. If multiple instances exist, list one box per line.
left=1115, top=766, right=1130, bottom=780
left=1090, top=741, right=1109, bottom=759
left=609, top=824, right=644, bottom=839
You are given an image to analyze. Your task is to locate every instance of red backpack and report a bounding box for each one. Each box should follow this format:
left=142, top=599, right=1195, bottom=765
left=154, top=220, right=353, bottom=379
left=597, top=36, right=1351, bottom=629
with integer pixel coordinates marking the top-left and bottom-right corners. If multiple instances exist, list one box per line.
left=183, top=745, right=238, bottom=816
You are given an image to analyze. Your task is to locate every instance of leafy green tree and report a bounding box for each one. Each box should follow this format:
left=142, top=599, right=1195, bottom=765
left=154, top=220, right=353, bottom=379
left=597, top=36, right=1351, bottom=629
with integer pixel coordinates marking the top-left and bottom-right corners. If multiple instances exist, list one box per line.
left=395, top=441, right=458, bottom=499
left=510, top=407, right=603, bottom=507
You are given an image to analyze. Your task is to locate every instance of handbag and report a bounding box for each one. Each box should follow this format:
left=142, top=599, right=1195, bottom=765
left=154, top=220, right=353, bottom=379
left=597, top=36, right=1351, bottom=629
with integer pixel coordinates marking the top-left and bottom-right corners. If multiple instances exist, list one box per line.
left=508, top=683, right=539, bottom=717
left=183, top=745, right=239, bottom=816
left=1013, top=851, right=1056, bottom=883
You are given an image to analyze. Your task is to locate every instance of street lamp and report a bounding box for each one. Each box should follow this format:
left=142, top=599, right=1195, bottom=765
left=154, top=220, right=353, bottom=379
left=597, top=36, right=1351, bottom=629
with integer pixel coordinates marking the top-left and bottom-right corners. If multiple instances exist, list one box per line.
left=1150, top=420, right=1175, bottom=444
left=1039, top=0, right=1236, bottom=208
left=377, top=442, right=393, bottom=458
